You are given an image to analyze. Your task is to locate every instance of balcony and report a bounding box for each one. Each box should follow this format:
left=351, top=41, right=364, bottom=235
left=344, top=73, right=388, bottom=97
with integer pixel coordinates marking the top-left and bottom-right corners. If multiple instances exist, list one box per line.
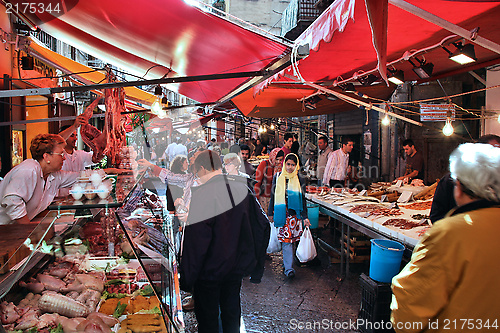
left=281, top=0, right=322, bottom=40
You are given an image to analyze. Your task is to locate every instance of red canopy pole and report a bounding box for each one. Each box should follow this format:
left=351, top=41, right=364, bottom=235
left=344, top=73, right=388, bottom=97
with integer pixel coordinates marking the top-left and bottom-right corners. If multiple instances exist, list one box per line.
left=365, top=0, right=389, bottom=85
left=217, top=119, right=225, bottom=142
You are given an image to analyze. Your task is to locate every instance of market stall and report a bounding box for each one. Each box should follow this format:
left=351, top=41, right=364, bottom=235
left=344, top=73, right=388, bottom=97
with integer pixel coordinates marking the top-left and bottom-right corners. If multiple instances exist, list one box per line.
left=0, top=172, right=184, bottom=333
left=306, top=182, right=435, bottom=277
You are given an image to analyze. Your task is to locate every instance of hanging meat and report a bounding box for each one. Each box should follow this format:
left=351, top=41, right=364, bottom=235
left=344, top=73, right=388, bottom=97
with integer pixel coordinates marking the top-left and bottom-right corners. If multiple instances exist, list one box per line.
left=102, top=73, right=127, bottom=167
left=80, top=98, right=106, bottom=163
left=79, top=72, right=127, bottom=167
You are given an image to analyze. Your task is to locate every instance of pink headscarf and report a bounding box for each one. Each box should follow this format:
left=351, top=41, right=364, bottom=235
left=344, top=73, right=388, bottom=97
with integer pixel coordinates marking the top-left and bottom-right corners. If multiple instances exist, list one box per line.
left=268, top=148, right=283, bottom=175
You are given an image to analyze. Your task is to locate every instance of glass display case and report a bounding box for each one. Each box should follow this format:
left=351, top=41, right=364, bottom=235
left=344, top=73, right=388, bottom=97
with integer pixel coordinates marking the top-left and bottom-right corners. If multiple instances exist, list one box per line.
left=0, top=172, right=184, bottom=333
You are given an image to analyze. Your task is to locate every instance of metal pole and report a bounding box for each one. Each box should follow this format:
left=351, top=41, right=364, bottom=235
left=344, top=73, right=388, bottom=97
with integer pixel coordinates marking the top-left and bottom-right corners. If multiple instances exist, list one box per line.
left=389, top=0, right=500, bottom=55
left=0, top=70, right=272, bottom=98
left=286, top=75, right=423, bottom=126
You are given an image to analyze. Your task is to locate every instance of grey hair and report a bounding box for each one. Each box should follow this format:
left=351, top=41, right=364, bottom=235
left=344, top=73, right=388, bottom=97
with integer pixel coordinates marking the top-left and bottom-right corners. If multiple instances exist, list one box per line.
left=223, top=153, right=241, bottom=168
left=449, top=143, right=500, bottom=202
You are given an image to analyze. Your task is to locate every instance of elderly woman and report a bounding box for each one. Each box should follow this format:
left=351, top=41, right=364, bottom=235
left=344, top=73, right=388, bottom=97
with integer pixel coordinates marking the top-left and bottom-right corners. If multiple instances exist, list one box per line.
left=0, top=134, right=79, bottom=224
left=223, top=153, right=249, bottom=178
left=391, top=143, right=500, bottom=332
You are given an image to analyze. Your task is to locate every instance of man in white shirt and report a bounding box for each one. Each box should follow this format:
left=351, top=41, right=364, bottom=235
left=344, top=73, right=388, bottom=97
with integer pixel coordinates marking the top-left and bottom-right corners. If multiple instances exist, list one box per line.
left=317, top=136, right=333, bottom=186
left=162, top=139, right=179, bottom=164
left=171, top=137, right=188, bottom=161
left=59, top=120, right=95, bottom=172
left=58, top=117, right=95, bottom=197
left=322, top=138, right=354, bottom=188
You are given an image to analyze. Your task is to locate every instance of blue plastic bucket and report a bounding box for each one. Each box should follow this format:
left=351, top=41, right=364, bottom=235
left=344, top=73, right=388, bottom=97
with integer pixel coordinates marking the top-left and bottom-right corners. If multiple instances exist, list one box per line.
left=306, top=202, right=319, bottom=229
left=369, top=239, right=404, bottom=283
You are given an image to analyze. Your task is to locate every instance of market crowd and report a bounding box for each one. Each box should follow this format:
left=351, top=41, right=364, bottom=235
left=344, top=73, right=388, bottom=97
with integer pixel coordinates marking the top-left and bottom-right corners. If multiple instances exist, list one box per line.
left=136, top=132, right=315, bottom=332
left=2, top=117, right=500, bottom=333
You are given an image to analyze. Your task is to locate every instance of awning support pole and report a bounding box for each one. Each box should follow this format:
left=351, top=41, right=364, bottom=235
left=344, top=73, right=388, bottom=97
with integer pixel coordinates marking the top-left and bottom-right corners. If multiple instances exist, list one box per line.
left=0, top=70, right=272, bottom=98
left=389, top=0, right=500, bottom=55
left=286, top=75, right=422, bottom=126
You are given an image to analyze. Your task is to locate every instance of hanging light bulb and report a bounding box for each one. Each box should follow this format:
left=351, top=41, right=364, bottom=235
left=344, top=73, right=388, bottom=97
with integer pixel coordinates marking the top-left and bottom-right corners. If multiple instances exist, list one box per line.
left=151, top=85, right=163, bottom=115
left=442, top=117, right=454, bottom=136
left=151, top=98, right=162, bottom=115
left=270, top=124, right=275, bottom=130
left=158, top=108, right=167, bottom=119
left=497, top=113, right=500, bottom=124
left=382, top=113, right=390, bottom=126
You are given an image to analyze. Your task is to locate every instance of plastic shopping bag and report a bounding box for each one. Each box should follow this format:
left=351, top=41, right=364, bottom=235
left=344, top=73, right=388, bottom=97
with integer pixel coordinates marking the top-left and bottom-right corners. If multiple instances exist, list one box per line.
left=266, top=222, right=281, bottom=253
left=296, top=227, right=317, bottom=263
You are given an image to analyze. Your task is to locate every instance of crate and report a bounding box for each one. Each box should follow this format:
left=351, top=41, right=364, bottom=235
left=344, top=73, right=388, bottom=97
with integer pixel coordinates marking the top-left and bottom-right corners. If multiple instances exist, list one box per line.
left=358, top=273, right=395, bottom=333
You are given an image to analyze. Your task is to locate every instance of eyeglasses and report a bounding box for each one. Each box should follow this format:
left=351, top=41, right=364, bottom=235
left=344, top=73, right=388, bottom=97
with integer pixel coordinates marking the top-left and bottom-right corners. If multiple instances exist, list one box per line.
left=50, top=152, right=65, bottom=157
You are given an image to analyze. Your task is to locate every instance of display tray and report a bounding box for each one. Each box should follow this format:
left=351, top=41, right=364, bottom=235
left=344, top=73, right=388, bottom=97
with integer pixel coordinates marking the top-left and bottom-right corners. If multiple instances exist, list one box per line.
left=307, top=193, right=432, bottom=247
left=48, top=173, right=144, bottom=210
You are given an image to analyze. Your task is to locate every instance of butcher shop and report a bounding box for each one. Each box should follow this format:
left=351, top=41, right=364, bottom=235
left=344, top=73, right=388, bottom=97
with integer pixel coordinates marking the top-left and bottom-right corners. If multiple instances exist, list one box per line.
left=1, top=0, right=500, bottom=332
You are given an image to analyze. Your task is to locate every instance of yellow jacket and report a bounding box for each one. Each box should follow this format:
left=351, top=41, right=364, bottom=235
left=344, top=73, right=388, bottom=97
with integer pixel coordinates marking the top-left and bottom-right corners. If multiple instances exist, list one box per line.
left=391, top=201, right=500, bottom=333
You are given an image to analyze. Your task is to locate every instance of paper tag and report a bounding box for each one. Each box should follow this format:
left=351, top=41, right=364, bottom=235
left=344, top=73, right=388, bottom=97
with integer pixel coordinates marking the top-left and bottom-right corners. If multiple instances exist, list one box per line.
left=358, top=190, right=367, bottom=196
left=380, top=195, right=388, bottom=202
left=395, top=180, right=403, bottom=187
left=397, top=191, right=413, bottom=203
left=389, top=202, right=399, bottom=209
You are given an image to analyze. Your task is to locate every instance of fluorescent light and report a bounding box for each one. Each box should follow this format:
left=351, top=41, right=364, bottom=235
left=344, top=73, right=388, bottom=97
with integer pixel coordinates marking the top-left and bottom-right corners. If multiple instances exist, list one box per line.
left=449, top=43, right=476, bottom=65
left=412, top=62, right=434, bottom=79
left=388, top=70, right=404, bottom=85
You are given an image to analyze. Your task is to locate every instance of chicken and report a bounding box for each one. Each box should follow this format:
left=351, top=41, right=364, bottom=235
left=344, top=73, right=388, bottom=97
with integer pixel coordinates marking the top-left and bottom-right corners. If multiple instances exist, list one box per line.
left=37, top=313, right=61, bottom=329
left=37, top=273, right=66, bottom=291
left=75, top=316, right=112, bottom=333
left=0, top=301, right=20, bottom=324
left=14, top=308, right=39, bottom=330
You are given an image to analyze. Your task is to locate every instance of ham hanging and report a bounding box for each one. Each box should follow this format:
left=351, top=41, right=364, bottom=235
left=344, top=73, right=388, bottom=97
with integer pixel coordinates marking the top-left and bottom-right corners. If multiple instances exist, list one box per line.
left=102, top=74, right=127, bottom=167
left=79, top=73, right=127, bottom=167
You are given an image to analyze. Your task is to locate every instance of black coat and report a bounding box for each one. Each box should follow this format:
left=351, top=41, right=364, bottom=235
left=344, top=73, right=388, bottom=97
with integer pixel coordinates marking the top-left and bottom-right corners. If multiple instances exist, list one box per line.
left=429, top=173, right=456, bottom=223
left=179, top=174, right=270, bottom=291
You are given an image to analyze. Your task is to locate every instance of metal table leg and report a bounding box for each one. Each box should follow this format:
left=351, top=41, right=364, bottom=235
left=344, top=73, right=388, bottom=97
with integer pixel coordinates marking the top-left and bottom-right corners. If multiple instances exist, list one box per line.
left=340, top=222, right=345, bottom=278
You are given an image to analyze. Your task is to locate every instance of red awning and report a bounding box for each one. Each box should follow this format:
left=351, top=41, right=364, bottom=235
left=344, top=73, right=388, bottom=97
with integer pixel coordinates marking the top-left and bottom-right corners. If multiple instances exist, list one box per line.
left=232, top=0, right=500, bottom=117
left=11, top=0, right=290, bottom=104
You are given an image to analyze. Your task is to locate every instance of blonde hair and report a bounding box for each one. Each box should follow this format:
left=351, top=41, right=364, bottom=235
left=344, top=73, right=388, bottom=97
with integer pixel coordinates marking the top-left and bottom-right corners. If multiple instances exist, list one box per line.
left=223, top=153, right=241, bottom=168
left=30, top=134, right=66, bottom=161
left=450, top=143, right=500, bottom=202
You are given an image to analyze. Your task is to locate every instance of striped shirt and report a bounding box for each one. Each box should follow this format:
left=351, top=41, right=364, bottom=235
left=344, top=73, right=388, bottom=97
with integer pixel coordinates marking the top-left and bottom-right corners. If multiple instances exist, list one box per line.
left=322, top=148, right=349, bottom=185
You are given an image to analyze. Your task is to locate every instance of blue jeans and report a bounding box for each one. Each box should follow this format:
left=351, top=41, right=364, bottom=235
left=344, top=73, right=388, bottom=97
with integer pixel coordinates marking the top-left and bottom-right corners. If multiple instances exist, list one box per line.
left=282, top=242, right=295, bottom=275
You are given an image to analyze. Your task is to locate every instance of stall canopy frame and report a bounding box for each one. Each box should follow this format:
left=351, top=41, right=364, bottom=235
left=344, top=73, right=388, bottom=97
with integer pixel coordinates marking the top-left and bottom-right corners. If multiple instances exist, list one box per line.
left=231, top=0, right=500, bottom=118
left=3, top=0, right=500, bottom=119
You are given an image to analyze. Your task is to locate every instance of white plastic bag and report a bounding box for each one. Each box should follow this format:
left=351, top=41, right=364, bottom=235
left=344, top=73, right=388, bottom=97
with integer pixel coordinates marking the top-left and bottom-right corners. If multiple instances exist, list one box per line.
left=296, top=227, right=317, bottom=263
left=266, top=222, right=281, bottom=253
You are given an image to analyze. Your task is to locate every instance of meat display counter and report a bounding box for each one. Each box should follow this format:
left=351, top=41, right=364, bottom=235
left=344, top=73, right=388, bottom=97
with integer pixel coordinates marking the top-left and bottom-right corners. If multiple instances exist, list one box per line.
left=0, top=173, right=184, bottom=333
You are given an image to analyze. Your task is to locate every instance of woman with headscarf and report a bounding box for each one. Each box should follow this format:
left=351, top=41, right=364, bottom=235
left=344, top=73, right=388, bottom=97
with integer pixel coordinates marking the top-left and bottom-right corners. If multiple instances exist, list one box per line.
left=254, top=148, right=284, bottom=214
left=268, top=153, right=310, bottom=278
left=0, top=134, right=79, bottom=224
